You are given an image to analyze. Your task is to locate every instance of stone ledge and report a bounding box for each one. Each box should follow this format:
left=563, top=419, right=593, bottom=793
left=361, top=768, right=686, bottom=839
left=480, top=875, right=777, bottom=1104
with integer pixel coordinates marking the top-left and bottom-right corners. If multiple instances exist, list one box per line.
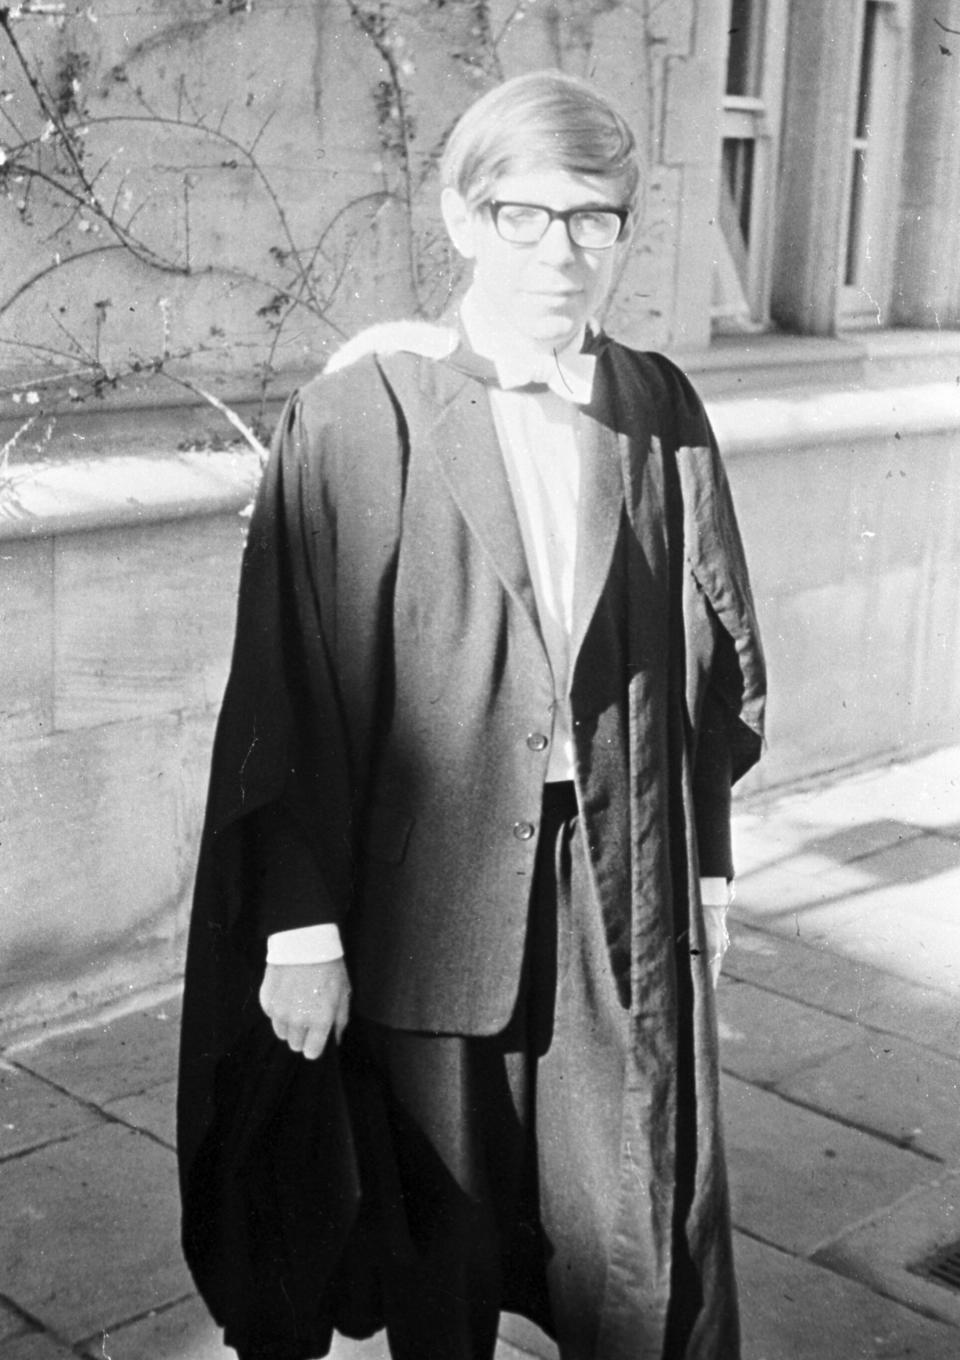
left=2, top=362, right=958, bottom=544
left=707, top=379, right=960, bottom=458
left=0, top=448, right=261, bottom=542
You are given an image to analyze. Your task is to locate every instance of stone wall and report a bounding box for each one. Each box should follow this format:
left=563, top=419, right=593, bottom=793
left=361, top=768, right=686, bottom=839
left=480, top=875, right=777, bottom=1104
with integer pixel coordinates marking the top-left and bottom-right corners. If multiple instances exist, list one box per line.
left=2, top=353, right=958, bottom=1036
left=0, top=450, right=258, bottom=1038
left=715, top=382, right=960, bottom=791
left=0, top=0, right=727, bottom=407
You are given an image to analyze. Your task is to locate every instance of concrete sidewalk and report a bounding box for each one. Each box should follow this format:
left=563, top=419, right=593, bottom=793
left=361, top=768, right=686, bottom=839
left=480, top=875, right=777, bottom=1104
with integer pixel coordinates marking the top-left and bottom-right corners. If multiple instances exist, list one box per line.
left=1, top=746, right=958, bottom=1360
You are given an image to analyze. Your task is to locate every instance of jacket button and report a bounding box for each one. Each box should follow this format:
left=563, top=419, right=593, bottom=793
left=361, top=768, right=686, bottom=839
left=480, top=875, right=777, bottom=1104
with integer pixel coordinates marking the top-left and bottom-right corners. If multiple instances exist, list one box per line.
left=526, top=732, right=548, bottom=751
left=513, top=821, right=535, bottom=841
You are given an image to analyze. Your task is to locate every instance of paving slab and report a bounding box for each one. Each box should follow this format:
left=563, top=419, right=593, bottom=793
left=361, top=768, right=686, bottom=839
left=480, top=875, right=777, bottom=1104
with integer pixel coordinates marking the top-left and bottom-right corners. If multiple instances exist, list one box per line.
left=717, top=979, right=859, bottom=1086
left=736, top=809, right=954, bottom=876
left=0, top=1062, right=102, bottom=1161
left=798, top=819, right=935, bottom=865
left=0, top=1335, right=77, bottom=1360
left=94, top=1299, right=543, bottom=1360
left=76, top=1295, right=233, bottom=1360
left=813, top=1169, right=960, bottom=1330
left=726, top=922, right=960, bottom=1055
left=88, top=1296, right=407, bottom=1360
left=731, top=751, right=960, bottom=1003
left=735, top=745, right=960, bottom=848
left=859, top=827, right=960, bottom=887
left=730, top=852, right=873, bottom=919
left=0, top=1304, right=29, bottom=1345
left=0, top=1124, right=191, bottom=1344
left=776, top=888, right=960, bottom=997
left=721, top=1075, right=936, bottom=1256
left=103, top=1079, right=177, bottom=1149
left=9, top=1002, right=181, bottom=1107
left=731, top=814, right=881, bottom=877
left=725, top=923, right=881, bottom=1021
left=777, top=1031, right=960, bottom=1161
left=735, top=1230, right=960, bottom=1360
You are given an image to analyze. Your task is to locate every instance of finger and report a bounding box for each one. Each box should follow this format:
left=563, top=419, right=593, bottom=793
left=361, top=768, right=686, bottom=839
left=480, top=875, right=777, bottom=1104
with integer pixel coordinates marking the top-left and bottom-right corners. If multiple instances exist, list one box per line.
left=334, top=987, right=352, bottom=1042
left=302, top=1024, right=329, bottom=1061
left=259, top=977, right=276, bottom=1017
left=285, top=1025, right=308, bottom=1053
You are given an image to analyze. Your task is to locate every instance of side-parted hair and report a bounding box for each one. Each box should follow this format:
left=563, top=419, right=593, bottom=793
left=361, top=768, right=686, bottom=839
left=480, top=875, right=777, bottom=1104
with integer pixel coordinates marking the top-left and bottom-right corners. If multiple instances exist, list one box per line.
left=440, top=69, right=640, bottom=212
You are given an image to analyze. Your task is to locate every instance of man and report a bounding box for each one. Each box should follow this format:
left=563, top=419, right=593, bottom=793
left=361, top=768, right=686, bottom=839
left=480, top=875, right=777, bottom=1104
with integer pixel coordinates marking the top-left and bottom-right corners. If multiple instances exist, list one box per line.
left=178, top=70, right=765, bottom=1360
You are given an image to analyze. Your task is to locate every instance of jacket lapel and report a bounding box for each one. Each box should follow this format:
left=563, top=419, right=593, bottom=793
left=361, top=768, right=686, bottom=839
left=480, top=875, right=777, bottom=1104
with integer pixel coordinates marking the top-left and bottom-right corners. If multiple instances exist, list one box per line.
left=570, top=412, right=625, bottom=674
left=422, top=361, right=540, bottom=629
left=597, top=350, right=671, bottom=653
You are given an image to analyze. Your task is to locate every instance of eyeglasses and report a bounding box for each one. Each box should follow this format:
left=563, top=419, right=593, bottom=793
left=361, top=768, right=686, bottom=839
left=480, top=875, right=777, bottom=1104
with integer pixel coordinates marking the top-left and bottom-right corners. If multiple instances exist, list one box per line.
left=487, top=200, right=630, bottom=250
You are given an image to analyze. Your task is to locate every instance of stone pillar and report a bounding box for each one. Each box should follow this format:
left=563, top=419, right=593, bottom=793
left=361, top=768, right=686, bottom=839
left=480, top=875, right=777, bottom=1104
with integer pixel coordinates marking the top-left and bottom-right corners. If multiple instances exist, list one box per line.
left=770, top=0, right=863, bottom=335
left=661, top=0, right=732, bottom=350
left=892, top=13, right=960, bottom=326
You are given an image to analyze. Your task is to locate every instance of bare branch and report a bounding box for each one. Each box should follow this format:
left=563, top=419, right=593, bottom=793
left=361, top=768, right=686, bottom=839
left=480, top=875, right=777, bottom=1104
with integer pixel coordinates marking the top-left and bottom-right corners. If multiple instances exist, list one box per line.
left=493, top=2, right=527, bottom=51
left=130, top=84, right=163, bottom=121
left=248, top=107, right=276, bottom=157
left=1, top=413, right=38, bottom=467
left=0, top=30, right=193, bottom=277
left=0, top=335, right=106, bottom=384
left=48, top=305, right=99, bottom=369
left=0, top=95, right=28, bottom=141
left=162, top=372, right=269, bottom=460
left=62, top=108, right=317, bottom=301
left=0, top=243, right=127, bottom=320
left=182, top=173, right=192, bottom=271
left=0, top=11, right=90, bottom=197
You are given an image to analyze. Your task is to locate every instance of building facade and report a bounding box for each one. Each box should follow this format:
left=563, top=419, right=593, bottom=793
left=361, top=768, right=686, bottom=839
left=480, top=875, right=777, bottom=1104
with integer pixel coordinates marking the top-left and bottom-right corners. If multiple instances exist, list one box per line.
left=1, top=0, right=958, bottom=1030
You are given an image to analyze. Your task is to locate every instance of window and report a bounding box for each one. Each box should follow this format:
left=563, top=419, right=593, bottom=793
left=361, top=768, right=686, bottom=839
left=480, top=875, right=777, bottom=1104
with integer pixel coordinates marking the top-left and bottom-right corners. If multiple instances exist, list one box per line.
left=838, top=0, right=909, bottom=326
left=763, top=0, right=912, bottom=335
left=712, top=0, right=789, bottom=333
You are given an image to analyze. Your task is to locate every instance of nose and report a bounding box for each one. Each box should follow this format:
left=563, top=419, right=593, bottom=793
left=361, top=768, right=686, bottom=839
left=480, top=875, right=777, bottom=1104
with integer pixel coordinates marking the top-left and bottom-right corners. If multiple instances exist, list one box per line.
left=536, top=216, right=578, bottom=263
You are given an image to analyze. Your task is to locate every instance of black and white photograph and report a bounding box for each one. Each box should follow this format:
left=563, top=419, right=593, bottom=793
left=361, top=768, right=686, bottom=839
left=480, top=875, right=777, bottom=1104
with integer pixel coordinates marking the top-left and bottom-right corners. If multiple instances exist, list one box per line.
left=1, top=3, right=958, bottom=1358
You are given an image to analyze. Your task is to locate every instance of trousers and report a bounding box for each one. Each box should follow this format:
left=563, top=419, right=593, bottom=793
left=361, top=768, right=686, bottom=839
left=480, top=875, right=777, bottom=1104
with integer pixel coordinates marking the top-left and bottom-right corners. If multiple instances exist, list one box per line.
left=352, top=782, right=632, bottom=1360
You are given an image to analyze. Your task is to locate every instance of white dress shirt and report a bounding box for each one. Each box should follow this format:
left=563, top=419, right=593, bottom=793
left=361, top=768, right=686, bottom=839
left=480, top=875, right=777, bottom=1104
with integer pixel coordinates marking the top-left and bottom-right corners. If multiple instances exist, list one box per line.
left=460, top=286, right=590, bottom=782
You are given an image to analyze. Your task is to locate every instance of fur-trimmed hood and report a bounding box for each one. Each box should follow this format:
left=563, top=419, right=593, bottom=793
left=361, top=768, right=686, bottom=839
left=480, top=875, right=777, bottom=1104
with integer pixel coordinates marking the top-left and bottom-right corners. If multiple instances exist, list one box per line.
left=324, top=319, right=460, bottom=374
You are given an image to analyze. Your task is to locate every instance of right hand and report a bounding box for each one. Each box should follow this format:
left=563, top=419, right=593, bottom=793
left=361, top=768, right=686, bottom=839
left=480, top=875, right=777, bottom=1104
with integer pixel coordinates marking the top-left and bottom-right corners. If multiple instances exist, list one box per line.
left=259, top=958, right=352, bottom=1060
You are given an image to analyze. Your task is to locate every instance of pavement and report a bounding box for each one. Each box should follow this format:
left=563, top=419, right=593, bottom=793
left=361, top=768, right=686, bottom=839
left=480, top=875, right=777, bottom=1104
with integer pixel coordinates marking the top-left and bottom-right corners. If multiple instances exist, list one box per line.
left=1, top=744, right=958, bottom=1360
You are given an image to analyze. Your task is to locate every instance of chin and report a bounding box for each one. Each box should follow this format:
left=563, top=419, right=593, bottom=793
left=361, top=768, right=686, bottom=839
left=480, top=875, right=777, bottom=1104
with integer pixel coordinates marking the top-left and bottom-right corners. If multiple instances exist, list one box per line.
left=522, top=314, right=582, bottom=348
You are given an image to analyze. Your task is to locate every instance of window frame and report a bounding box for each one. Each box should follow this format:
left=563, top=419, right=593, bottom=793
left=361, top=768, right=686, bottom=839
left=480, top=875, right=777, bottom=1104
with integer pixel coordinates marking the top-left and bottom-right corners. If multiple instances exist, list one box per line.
left=837, top=0, right=911, bottom=328
left=712, top=0, right=790, bottom=334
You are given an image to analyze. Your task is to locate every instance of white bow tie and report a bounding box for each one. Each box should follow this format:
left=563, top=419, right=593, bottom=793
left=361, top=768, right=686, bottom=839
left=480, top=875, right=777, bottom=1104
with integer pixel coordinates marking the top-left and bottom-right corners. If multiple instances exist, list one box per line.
left=493, top=348, right=597, bottom=405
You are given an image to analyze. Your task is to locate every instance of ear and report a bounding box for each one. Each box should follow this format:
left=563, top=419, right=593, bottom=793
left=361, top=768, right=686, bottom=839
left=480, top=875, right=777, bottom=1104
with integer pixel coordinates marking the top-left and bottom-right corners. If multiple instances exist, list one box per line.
left=441, top=187, right=479, bottom=260
left=618, top=211, right=637, bottom=252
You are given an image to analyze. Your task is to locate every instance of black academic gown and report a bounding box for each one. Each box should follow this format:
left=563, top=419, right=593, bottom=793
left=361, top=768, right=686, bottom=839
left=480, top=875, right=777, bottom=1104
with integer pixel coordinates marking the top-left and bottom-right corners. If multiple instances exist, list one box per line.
left=177, top=327, right=766, bottom=1360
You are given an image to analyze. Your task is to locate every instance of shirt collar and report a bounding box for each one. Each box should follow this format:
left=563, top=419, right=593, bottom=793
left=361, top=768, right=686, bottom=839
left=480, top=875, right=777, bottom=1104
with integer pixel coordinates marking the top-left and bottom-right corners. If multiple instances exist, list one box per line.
left=460, top=287, right=597, bottom=405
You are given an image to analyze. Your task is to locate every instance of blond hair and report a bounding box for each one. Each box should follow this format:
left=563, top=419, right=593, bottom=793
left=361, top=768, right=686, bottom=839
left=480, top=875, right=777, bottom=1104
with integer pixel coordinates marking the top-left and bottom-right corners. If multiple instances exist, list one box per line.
left=440, top=70, right=640, bottom=211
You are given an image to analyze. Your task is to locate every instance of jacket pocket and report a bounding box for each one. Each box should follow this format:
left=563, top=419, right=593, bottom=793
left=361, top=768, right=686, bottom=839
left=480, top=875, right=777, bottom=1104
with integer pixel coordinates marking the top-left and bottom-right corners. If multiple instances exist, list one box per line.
left=361, top=801, right=414, bottom=866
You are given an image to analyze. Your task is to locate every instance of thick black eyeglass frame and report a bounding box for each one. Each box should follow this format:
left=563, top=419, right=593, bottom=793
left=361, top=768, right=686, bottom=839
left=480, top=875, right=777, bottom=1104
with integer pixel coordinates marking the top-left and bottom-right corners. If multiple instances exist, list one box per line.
left=486, top=200, right=630, bottom=249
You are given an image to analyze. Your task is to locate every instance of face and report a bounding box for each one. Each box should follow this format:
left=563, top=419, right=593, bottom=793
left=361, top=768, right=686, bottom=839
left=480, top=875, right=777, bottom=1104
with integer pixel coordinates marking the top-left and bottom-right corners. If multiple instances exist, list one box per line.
left=442, top=167, right=632, bottom=352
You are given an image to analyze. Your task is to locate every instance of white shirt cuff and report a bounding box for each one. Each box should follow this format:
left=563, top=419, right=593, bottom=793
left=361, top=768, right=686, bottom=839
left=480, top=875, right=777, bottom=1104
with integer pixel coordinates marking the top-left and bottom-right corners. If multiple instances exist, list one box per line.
left=700, top=878, right=734, bottom=987
left=700, top=876, right=734, bottom=907
left=266, top=923, right=344, bottom=965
